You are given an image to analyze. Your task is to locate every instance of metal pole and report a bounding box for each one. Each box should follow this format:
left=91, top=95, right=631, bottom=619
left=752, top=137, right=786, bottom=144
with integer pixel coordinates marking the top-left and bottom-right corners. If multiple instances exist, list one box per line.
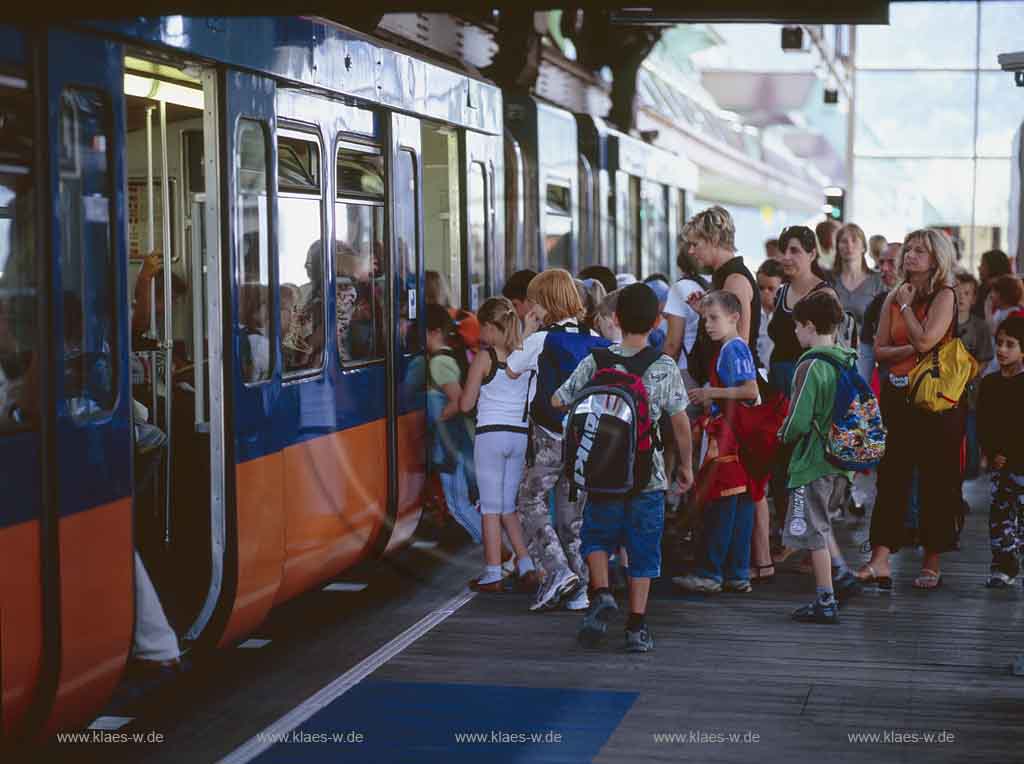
left=145, top=106, right=158, bottom=428
left=160, top=100, right=174, bottom=546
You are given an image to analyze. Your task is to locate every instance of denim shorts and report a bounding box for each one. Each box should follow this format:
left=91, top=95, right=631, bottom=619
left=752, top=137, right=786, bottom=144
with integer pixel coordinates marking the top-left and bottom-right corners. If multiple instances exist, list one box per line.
left=581, top=490, right=665, bottom=578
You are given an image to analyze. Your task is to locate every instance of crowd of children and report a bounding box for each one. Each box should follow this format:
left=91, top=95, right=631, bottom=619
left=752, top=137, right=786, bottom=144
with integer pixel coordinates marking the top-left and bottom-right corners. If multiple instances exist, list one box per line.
left=422, top=205, right=1024, bottom=652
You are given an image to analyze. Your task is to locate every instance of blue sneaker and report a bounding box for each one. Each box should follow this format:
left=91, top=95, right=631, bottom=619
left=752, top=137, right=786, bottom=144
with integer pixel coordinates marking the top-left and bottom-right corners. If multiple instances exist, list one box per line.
left=577, top=591, right=618, bottom=647
left=792, top=598, right=839, bottom=624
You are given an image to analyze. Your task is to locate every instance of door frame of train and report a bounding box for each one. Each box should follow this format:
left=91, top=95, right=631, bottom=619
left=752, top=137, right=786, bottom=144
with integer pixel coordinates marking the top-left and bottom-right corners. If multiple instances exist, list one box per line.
left=183, top=66, right=230, bottom=643
left=461, top=130, right=502, bottom=306
left=381, top=112, right=425, bottom=554
left=31, top=27, right=135, bottom=737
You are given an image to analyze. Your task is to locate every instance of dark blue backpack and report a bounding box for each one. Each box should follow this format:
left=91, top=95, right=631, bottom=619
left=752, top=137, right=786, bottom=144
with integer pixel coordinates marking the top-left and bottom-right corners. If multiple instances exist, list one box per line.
left=801, top=352, right=886, bottom=471
left=530, top=322, right=611, bottom=434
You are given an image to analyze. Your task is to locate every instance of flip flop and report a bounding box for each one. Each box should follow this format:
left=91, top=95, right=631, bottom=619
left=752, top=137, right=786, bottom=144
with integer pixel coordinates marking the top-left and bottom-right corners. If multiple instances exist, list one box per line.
left=856, top=563, right=893, bottom=591
left=912, top=569, right=943, bottom=590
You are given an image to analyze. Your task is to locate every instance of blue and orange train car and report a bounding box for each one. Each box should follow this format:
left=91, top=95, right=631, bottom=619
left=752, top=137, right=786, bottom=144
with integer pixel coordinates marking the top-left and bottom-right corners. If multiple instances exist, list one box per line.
left=0, top=17, right=504, bottom=741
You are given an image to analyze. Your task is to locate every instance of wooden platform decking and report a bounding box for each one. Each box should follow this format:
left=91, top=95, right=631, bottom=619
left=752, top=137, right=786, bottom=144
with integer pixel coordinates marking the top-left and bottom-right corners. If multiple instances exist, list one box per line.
left=367, top=476, right=1024, bottom=763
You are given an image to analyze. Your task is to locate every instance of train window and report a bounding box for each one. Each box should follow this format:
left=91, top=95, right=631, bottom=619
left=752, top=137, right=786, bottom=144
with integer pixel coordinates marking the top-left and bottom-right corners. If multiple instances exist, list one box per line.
left=336, top=145, right=385, bottom=364
left=236, top=119, right=272, bottom=384
left=277, top=134, right=320, bottom=194
left=277, top=132, right=325, bottom=377
left=395, top=149, right=420, bottom=354
left=641, top=181, right=669, bottom=278
left=467, top=162, right=488, bottom=309
left=337, top=146, right=385, bottom=199
left=0, top=85, right=35, bottom=432
left=59, top=88, right=118, bottom=422
left=544, top=180, right=571, bottom=270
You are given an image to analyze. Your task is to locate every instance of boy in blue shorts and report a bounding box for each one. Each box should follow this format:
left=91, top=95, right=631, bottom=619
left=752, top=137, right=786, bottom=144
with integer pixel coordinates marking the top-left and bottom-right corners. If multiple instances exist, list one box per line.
left=552, top=283, right=694, bottom=652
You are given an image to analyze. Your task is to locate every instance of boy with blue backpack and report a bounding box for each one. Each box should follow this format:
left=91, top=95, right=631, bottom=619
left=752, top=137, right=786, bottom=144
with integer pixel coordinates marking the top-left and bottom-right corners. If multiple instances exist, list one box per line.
left=507, top=269, right=611, bottom=612
left=778, top=291, right=886, bottom=624
left=554, top=283, right=694, bottom=652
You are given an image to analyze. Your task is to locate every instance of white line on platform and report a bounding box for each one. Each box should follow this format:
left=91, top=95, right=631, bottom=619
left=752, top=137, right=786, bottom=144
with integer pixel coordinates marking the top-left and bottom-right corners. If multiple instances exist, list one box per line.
left=323, top=582, right=368, bottom=592
left=88, top=716, right=134, bottom=731
left=410, top=540, right=439, bottom=550
left=238, top=639, right=272, bottom=649
left=217, top=589, right=476, bottom=764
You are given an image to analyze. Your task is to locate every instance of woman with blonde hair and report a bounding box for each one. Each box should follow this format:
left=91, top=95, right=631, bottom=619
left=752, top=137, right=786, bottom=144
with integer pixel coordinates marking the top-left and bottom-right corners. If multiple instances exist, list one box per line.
left=506, top=268, right=610, bottom=612
left=858, top=229, right=961, bottom=591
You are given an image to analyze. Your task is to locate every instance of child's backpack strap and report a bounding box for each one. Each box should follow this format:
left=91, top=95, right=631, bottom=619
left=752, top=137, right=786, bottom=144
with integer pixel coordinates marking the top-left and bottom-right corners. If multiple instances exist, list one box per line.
left=481, top=346, right=501, bottom=386
left=591, top=345, right=661, bottom=377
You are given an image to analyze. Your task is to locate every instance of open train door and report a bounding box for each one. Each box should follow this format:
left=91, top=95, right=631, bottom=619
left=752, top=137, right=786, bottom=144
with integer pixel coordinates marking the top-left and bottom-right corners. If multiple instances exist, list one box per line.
left=382, top=113, right=426, bottom=552
left=32, top=27, right=134, bottom=737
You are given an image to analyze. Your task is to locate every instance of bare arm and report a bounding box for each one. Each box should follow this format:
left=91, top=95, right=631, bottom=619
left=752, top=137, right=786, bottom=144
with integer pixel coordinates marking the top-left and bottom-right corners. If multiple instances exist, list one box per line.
left=459, top=350, right=491, bottom=413
left=663, top=314, right=686, bottom=365
left=689, top=379, right=758, bottom=406
left=440, top=381, right=463, bottom=421
left=670, top=409, right=694, bottom=492
left=723, top=273, right=754, bottom=346
left=874, top=291, right=916, bottom=364
left=900, top=287, right=955, bottom=354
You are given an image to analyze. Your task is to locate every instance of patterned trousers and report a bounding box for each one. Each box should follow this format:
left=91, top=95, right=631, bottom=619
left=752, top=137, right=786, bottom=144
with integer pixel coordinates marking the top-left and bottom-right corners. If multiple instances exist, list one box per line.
left=990, top=469, right=1024, bottom=575
left=515, top=425, right=588, bottom=586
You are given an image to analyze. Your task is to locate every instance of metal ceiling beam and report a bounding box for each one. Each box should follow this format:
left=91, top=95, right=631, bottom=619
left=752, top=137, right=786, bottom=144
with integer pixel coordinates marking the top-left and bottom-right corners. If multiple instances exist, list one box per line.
left=3, top=2, right=889, bottom=24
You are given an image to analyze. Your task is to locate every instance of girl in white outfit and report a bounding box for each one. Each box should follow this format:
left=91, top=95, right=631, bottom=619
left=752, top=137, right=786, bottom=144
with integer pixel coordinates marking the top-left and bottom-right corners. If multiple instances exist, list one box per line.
left=460, top=297, right=537, bottom=591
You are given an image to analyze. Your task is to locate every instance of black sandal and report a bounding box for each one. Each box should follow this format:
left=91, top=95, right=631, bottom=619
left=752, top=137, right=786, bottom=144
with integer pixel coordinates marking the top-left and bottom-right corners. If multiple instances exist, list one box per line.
left=751, top=563, right=775, bottom=584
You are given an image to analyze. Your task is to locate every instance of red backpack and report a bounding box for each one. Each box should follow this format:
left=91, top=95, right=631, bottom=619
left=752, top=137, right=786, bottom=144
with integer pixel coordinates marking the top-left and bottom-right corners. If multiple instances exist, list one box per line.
left=562, top=346, right=662, bottom=500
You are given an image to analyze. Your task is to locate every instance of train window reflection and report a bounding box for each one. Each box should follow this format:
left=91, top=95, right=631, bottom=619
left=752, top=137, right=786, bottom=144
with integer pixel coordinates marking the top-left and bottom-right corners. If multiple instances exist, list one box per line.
left=395, top=149, right=420, bottom=355
left=236, top=119, right=272, bottom=384
left=334, top=202, right=384, bottom=364
left=337, top=146, right=384, bottom=199
left=59, top=88, right=118, bottom=422
left=0, top=86, right=35, bottom=432
left=467, top=162, right=489, bottom=309
left=544, top=180, right=571, bottom=270
left=277, top=134, right=320, bottom=194
left=278, top=133, right=325, bottom=376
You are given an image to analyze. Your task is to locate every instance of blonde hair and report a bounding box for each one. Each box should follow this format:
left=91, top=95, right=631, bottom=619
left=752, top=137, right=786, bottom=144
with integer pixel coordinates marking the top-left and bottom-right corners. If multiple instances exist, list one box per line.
left=834, top=223, right=869, bottom=276
left=477, top=296, right=522, bottom=351
left=684, top=205, right=736, bottom=252
left=900, top=228, right=955, bottom=297
left=576, top=278, right=608, bottom=330
left=425, top=270, right=451, bottom=307
left=526, top=268, right=584, bottom=323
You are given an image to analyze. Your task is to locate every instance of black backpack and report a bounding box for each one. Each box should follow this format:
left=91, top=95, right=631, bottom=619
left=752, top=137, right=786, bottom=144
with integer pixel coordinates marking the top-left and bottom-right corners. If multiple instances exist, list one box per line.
left=562, top=347, right=662, bottom=500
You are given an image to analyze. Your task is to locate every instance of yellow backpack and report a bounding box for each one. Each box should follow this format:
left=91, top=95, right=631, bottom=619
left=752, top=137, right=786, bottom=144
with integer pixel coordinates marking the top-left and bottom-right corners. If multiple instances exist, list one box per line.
left=906, top=288, right=978, bottom=412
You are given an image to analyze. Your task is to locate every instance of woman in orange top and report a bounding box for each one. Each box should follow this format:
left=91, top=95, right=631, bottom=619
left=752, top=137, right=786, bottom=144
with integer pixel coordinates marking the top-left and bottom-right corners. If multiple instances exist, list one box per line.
left=858, top=230, right=962, bottom=591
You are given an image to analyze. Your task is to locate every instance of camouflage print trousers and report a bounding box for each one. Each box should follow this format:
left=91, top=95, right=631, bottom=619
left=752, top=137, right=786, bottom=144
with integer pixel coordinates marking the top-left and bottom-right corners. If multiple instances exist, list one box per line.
left=515, top=425, right=588, bottom=587
left=990, top=470, right=1024, bottom=574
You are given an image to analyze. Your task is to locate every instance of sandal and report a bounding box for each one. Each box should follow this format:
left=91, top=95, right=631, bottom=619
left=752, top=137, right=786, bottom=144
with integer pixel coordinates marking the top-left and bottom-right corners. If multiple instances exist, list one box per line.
left=913, top=569, right=942, bottom=590
left=856, top=563, right=893, bottom=591
left=750, top=563, right=775, bottom=583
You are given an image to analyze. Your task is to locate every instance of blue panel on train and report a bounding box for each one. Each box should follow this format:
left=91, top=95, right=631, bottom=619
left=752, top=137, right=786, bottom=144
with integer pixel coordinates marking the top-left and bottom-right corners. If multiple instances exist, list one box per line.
left=249, top=680, right=638, bottom=763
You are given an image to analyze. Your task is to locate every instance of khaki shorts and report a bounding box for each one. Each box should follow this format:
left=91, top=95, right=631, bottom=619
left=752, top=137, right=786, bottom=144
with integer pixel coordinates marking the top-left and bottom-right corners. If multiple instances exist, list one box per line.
left=782, top=474, right=849, bottom=551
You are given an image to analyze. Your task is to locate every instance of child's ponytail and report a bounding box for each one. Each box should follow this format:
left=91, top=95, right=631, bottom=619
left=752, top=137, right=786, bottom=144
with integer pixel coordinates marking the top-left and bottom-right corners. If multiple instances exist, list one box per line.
left=477, top=296, right=522, bottom=351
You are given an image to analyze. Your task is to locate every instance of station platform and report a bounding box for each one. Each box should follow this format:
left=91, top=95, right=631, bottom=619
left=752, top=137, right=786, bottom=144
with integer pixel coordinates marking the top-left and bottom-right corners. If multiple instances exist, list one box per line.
left=41, top=477, right=1024, bottom=763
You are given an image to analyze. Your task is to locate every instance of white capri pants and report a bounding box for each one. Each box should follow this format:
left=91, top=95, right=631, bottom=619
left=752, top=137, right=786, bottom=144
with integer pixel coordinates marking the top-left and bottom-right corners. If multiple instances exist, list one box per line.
left=474, top=428, right=529, bottom=515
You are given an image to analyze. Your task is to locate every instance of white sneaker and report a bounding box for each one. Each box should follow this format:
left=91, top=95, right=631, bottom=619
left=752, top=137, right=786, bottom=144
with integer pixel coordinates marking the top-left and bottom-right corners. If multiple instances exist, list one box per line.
left=529, top=567, right=580, bottom=612
left=564, top=587, right=589, bottom=611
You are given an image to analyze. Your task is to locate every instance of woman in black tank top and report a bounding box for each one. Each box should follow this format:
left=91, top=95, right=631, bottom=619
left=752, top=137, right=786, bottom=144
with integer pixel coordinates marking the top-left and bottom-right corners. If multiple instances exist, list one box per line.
left=767, top=226, right=836, bottom=397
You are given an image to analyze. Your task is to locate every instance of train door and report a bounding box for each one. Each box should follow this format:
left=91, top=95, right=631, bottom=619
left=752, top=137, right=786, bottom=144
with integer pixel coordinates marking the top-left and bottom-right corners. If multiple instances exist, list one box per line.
left=463, top=130, right=500, bottom=308
left=212, top=70, right=286, bottom=645
left=0, top=31, right=45, bottom=741
left=421, top=123, right=463, bottom=308
left=385, top=114, right=426, bottom=551
left=39, top=28, right=134, bottom=735
left=120, top=51, right=218, bottom=647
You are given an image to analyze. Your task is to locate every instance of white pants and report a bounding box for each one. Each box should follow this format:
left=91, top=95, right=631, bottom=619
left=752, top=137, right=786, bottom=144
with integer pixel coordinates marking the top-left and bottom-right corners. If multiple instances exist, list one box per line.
left=132, top=551, right=180, bottom=662
left=474, top=429, right=528, bottom=515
